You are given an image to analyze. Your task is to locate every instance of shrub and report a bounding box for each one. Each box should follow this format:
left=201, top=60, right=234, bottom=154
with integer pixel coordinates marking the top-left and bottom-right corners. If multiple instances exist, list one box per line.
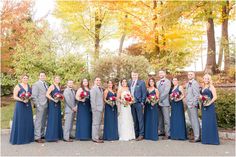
left=91, top=54, right=151, bottom=82
left=1, top=73, right=17, bottom=96
left=215, top=89, right=235, bottom=129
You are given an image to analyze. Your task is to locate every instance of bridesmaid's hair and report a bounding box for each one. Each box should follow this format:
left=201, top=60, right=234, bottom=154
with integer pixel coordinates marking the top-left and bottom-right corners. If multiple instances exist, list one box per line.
left=107, top=80, right=116, bottom=92
left=53, top=75, right=60, bottom=79
left=203, top=74, right=213, bottom=86
left=80, top=78, right=90, bottom=90
left=148, top=77, right=156, bottom=88
left=19, top=74, right=29, bottom=81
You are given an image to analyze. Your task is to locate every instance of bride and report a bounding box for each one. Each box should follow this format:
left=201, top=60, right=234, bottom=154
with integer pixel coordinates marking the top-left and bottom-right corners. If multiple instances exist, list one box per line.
left=117, top=79, right=135, bottom=141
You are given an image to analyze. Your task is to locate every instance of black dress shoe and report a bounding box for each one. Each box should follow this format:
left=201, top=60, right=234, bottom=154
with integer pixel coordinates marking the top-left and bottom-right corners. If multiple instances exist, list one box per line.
left=189, top=139, right=201, bottom=143
left=158, top=133, right=165, bottom=136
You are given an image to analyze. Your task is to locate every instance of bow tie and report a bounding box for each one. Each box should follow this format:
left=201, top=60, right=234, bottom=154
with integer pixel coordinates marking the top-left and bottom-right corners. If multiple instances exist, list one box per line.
left=189, top=82, right=192, bottom=86
left=161, top=80, right=165, bottom=82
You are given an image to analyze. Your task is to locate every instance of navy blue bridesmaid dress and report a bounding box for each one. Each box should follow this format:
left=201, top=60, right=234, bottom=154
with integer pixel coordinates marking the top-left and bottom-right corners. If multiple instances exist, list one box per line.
left=103, top=91, right=119, bottom=141
left=170, top=86, right=187, bottom=140
left=10, top=84, right=34, bottom=145
left=45, top=85, right=63, bottom=142
left=75, top=90, right=92, bottom=140
left=201, top=87, right=220, bottom=145
left=144, top=89, right=159, bottom=141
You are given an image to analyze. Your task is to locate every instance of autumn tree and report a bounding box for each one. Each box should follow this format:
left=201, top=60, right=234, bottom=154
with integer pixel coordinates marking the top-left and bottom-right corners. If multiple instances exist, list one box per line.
left=1, top=0, right=33, bottom=73
left=54, top=0, right=117, bottom=60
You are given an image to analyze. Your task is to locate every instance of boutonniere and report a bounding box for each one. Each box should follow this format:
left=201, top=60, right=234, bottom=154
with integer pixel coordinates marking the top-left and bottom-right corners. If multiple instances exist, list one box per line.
left=160, top=80, right=165, bottom=85
left=189, top=82, right=192, bottom=87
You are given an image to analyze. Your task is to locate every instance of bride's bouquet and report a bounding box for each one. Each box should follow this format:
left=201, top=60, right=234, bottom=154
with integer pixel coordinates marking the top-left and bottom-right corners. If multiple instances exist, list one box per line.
left=122, top=93, right=134, bottom=107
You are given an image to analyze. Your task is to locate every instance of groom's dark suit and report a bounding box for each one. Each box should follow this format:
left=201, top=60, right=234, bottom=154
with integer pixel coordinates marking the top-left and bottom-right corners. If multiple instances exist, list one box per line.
left=128, top=79, right=147, bottom=137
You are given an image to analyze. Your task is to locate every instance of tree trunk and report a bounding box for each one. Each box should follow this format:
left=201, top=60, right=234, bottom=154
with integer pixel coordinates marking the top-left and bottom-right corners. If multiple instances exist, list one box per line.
left=94, top=9, right=102, bottom=60
left=205, top=13, right=216, bottom=74
left=119, top=34, right=126, bottom=55
left=218, top=1, right=229, bottom=71
left=223, top=1, right=230, bottom=72
left=153, top=0, right=160, bottom=57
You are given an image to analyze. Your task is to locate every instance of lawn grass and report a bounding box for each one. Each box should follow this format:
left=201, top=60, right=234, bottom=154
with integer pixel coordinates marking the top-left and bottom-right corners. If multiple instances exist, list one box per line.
left=1, top=102, right=15, bottom=129
left=1, top=96, right=65, bottom=129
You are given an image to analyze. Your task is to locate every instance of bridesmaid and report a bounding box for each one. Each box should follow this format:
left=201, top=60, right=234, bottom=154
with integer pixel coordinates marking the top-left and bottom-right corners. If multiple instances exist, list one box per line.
left=45, top=76, right=63, bottom=142
left=10, top=74, right=34, bottom=145
left=75, top=79, right=92, bottom=140
left=170, top=78, right=187, bottom=140
left=103, top=80, right=119, bottom=141
left=144, top=78, right=159, bottom=141
left=200, top=74, right=220, bottom=145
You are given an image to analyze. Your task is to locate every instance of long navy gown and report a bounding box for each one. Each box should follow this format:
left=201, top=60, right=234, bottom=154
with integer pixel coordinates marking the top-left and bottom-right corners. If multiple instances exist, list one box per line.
left=170, top=86, right=187, bottom=140
left=10, top=84, right=34, bottom=145
left=45, top=85, right=63, bottom=142
left=144, top=90, right=159, bottom=141
left=75, top=90, right=92, bottom=140
left=103, top=91, right=119, bottom=141
left=201, top=87, right=220, bottom=145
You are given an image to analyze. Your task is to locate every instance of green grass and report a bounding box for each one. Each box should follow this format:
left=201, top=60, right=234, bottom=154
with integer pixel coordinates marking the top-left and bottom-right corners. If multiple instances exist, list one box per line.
left=1, top=103, right=15, bottom=129
left=1, top=100, right=65, bottom=129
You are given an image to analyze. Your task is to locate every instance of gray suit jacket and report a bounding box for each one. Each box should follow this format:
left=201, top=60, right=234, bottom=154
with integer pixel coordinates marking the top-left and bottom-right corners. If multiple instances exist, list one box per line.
left=31, top=80, right=48, bottom=107
left=186, top=79, right=200, bottom=107
left=156, top=78, right=171, bottom=106
left=90, top=85, right=104, bottom=112
left=63, top=87, right=76, bottom=113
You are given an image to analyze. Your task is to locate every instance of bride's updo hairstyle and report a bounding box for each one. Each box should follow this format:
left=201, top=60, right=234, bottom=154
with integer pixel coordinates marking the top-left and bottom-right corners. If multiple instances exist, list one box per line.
left=120, top=78, right=128, bottom=87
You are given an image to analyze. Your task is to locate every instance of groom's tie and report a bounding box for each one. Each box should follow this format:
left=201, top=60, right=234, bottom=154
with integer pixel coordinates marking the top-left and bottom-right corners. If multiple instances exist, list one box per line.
left=131, top=81, right=135, bottom=87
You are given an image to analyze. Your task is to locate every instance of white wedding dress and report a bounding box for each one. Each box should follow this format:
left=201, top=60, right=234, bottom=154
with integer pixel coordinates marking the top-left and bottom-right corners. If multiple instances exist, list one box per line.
left=118, top=90, right=135, bottom=141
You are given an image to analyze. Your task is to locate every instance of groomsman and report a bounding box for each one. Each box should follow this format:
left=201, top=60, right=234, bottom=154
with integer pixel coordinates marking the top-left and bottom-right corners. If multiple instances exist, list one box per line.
left=63, top=80, right=77, bottom=142
left=129, top=71, right=147, bottom=141
left=90, top=77, right=104, bottom=143
left=156, top=70, right=171, bottom=140
left=186, top=72, right=201, bottom=143
left=32, top=72, right=48, bottom=143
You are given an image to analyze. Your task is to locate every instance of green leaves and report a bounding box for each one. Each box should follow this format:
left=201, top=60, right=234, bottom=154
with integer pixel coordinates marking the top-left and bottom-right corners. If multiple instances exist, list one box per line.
left=91, top=54, right=150, bottom=82
left=215, top=89, right=235, bottom=129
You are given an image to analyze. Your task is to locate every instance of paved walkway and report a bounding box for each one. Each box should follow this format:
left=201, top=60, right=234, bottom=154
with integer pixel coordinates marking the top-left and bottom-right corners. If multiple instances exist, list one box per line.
left=1, top=134, right=235, bottom=156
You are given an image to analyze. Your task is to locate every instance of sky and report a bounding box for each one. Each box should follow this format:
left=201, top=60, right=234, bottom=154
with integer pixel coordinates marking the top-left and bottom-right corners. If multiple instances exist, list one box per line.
left=33, top=0, right=236, bottom=72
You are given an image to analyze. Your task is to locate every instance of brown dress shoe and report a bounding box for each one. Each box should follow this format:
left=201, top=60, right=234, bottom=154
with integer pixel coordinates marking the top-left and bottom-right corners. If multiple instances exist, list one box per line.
left=136, top=136, right=144, bottom=141
left=162, top=136, right=170, bottom=140
left=64, top=139, right=73, bottom=142
left=35, top=139, right=44, bottom=143
left=92, top=139, right=104, bottom=143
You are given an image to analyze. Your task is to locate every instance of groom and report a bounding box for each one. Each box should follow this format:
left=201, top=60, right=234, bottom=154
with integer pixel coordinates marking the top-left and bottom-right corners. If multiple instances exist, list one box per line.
left=128, top=71, right=147, bottom=141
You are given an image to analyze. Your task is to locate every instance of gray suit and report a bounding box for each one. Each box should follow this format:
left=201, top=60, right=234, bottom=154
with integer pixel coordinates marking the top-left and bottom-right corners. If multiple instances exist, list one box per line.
left=31, top=80, right=48, bottom=140
left=63, top=87, right=76, bottom=140
left=186, top=79, right=200, bottom=140
left=156, top=78, right=171, bottom=136
left=90, top=85, right=104, bottom=140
